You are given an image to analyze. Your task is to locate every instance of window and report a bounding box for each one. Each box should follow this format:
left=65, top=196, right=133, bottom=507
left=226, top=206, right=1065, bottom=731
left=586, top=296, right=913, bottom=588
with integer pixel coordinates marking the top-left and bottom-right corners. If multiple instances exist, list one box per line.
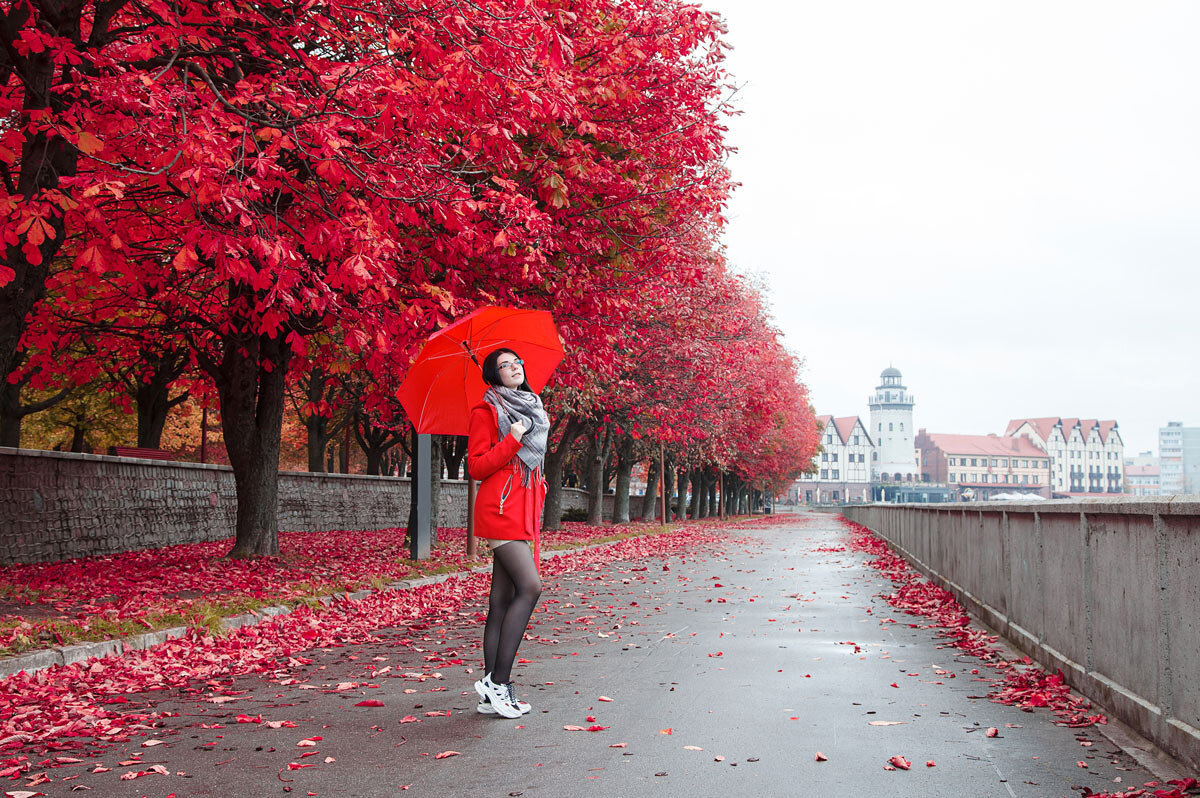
left=878, top=423, right=882, bottom=431
left=832, top=470, right=839, bottom=479
left=832, top=491, right=840, bottom=501
left=820, top=469, right=828, bottom=479
left=873, top=451, right=878, bottom=461
left=1002, top=474, right=1009, bottom=483
left=950, top=473, right=956, bottom=481
left=859, top=454, right=865, bottom=463
left=831, top=453, right=838, bottom=462
left=853, top=435, right=859, bottom=445
left=971, top=458, right=977, bottom=466
left=889, top=423, right=894, bottom=431
left=1001, top=459, right=1008, bottom=467
left=822, top=453, right=828, bottom=462
left=900, top=423, right=904, bottom=431
left=1033, top=475, right=1039, bottom=484
left=990, top=459, right=998, bottom=467
left=1021, top=475, right=1028, bottom=484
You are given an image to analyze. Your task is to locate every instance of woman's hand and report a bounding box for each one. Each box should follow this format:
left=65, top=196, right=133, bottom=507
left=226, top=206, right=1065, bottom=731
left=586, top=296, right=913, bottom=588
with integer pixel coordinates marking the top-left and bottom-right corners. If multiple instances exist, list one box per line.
left=510, top=420, right=528, bottom=442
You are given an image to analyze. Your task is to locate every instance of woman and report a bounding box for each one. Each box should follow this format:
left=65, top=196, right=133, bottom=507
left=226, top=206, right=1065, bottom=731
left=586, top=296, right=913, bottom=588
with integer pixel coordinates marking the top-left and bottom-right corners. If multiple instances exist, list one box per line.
left=468, top=347, right=549, bottom=719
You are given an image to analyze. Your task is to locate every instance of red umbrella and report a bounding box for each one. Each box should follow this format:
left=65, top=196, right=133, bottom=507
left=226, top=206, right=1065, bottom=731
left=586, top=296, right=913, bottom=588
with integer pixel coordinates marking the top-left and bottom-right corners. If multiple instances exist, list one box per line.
left=397, top=306, right=564, bottom=435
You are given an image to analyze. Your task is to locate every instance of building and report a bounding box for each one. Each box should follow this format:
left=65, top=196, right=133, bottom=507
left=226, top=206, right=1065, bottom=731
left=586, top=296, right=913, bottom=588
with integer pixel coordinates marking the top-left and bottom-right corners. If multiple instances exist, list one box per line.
left=795, top=415, right=874, bottom=504
left=1159, top=422, right=1200, bottom=494
left=868, top=367, right=919, bottom=482
left=1005, top=417, right=1124, bottom=495
left=1125, top=465, right=1161, bottom=496
left=917, top=430, right=1051, bottom=500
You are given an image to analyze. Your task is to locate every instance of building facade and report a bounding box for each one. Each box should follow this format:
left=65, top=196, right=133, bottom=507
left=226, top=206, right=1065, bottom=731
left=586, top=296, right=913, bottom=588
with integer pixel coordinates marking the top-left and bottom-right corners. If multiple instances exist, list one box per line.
left=1159, top=422, right=1200, bottom=494
left=917, top=430, right=1052, bottom=500
left=868, top=367, right=919, bottom=482
left=1125, top=465, right=1161, bottom=496
left=1005, top=417, right=1124, bottom=495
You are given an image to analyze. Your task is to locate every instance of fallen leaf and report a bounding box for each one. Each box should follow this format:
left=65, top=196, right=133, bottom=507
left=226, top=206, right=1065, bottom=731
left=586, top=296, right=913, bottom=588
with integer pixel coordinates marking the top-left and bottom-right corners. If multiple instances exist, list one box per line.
left=660, top=728, right=673, bottom=735
left=598, top=696, right=613, bottom=702
left=435, top=751, right=460, bottom=760
left=609, top=743, right=627, bottom=749
left=684, top=746, right=703, bottom=751
left=355, top=700, right=385, bottom=707
left=887, top=755, right=911, bottom=770
left=926, top=760, right=936, bottom=767
left=985, top=727, right=999, bottom=737
left=814, top=752, right=827, bottom=762
left=141, top=739, right=165, bottom=747
left=868, top=721, right=905, bottom=726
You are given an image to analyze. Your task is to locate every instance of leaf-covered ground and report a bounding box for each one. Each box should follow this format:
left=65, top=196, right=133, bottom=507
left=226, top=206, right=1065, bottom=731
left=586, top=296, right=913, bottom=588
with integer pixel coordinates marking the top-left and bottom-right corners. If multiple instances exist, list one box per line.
left=0, top=516, right=776, bottom=783
left=0, top=521, right=683, bottom=656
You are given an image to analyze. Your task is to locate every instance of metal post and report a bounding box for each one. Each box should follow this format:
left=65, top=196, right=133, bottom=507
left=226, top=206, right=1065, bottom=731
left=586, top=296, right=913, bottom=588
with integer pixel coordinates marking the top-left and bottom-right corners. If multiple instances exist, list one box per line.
left=411, top=433, right=432, bottom=560
left=466, top=469, right=477, bottom=559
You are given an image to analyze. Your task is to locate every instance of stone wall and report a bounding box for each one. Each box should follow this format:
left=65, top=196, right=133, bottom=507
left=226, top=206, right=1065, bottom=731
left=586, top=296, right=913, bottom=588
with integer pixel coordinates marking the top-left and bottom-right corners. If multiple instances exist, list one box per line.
left=844, top=500, right=1200, bottom=771
left=0, top=448, right=661, bottom=564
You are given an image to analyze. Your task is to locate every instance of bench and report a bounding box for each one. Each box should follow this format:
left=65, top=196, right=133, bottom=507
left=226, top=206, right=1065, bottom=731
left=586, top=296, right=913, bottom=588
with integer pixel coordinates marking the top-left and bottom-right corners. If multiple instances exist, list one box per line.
left=107, top=446, right=174, bottom=461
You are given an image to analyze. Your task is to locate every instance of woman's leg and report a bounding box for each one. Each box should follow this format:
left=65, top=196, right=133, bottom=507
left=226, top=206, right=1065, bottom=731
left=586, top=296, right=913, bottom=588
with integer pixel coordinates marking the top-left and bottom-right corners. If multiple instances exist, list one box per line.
left=488, top=541, right=542, bottom=684
left=483, top=550, right=515, bottom=676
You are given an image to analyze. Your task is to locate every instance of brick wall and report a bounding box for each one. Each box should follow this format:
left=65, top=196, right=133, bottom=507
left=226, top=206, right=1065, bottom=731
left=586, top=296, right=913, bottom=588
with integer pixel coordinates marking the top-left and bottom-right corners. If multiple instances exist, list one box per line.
left=0, top=448, right=656, bottom=564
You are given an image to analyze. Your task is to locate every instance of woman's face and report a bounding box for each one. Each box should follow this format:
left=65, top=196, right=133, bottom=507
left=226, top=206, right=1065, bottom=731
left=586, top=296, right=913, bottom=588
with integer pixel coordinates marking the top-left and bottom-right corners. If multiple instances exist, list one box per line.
left=496, top=352, right=525, bottom=389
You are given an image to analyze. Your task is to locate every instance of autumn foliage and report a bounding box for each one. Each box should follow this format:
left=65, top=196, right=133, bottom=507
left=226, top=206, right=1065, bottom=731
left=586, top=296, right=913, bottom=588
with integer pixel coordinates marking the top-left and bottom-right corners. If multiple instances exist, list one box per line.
left=0, top=0, right=818, bottom=555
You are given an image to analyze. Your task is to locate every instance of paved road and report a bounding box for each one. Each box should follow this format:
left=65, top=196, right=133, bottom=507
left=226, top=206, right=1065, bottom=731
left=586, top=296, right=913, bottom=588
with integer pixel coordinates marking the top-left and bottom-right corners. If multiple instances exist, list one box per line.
left=31, top=511, right=1176, bottom=797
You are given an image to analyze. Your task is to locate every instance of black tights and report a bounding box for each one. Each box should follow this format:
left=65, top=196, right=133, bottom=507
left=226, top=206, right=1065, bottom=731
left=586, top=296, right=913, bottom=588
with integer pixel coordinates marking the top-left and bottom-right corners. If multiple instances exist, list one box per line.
left=483, top=541, right=542, bottom=685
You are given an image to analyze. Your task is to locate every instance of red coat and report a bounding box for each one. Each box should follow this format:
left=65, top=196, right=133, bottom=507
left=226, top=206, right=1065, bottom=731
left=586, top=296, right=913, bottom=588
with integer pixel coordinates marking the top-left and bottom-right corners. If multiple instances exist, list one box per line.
left=467, top=401, right=547, bottom=563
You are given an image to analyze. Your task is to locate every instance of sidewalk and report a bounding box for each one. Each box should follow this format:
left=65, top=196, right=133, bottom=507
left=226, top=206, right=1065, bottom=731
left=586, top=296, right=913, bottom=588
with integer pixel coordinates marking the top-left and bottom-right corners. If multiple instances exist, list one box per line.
left=14, top=511, right=1192, bottom=797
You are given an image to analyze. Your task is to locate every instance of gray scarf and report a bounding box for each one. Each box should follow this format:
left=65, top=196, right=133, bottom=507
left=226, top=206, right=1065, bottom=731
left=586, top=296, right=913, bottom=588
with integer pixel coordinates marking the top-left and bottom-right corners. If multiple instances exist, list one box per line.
left=484, top=386, right=549, bottom=485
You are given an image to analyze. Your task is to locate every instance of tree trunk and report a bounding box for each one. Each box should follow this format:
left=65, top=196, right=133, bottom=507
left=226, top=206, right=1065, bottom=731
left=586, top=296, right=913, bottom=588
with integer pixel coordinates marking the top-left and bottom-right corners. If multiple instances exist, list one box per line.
left=586, top=424, right=612, bottom=526
left=0, top=31, right=82, bottom=398
left=612, top=437, right=635, bottom=524
left=209, top=294, right=292, bottom=559
left=688, top=469, right=702, bottom=519
left=442, top=435, right=467, bottom=479
left=69, top=425, right=86, bottom=453
left=133, top=348, right=190, bottom=448
left=705, top=470, right=717, bottom=518
left=542, top=417, right=584, bottom=531
left=640, top=456, right=660, bottom=521
left=674, top=467, right=688, bottom=521
left=0, top=372, right=69, bottom=448
left=302, top=370, right=334, bottom=472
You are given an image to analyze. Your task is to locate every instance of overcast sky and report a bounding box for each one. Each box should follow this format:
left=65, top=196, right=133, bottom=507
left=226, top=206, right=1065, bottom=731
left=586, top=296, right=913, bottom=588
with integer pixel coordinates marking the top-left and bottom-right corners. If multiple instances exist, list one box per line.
left=700, top=0, right=1199, bottom=456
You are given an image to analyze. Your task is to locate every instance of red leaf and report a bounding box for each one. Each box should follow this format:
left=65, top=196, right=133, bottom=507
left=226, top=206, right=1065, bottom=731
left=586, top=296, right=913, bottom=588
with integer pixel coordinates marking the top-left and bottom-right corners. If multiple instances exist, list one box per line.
left=814, top=752, right=827, bottom=762
left=355, top=700, right=385, bottom=707
left=887, top=755, right=911, bottom=770
left=435, top=751, right=460, bottom=760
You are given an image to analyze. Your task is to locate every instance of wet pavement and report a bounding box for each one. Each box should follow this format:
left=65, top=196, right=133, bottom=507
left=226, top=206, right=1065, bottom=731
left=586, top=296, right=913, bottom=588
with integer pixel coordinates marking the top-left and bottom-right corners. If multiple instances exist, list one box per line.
left=27, top=511, right=1180, bottom=797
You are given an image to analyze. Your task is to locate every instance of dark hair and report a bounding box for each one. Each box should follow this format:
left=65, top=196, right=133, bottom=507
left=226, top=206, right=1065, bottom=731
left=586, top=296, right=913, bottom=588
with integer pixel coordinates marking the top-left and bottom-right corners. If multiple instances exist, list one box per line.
left=481, top=348, right=532, bottom=391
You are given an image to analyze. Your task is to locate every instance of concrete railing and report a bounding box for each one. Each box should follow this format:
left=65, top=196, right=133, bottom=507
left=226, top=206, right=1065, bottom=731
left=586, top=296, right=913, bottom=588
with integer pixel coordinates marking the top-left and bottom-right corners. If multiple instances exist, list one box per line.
left=843, top=499, right=1200, bottom=772
left=0, top=447, right=661, bottom=564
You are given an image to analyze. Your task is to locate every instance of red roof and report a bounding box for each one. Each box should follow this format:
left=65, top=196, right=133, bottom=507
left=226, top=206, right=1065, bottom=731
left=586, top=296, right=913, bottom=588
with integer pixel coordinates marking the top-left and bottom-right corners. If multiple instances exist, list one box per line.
left=833, top=416, right=868, bottom=445
left=921, top=432, right=1048, bottom=459
left=1005, top=417, right=1060, bottom=440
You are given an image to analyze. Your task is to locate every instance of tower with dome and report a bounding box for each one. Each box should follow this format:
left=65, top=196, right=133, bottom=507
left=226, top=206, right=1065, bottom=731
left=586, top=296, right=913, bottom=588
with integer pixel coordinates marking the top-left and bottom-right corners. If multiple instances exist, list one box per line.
left=868, top=366, right=917, bottom=482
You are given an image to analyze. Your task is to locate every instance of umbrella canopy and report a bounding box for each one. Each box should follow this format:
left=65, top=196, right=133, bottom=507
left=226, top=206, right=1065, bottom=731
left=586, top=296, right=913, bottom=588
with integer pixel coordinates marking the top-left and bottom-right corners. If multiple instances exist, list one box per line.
left=397, top=306, right=564, bottom=435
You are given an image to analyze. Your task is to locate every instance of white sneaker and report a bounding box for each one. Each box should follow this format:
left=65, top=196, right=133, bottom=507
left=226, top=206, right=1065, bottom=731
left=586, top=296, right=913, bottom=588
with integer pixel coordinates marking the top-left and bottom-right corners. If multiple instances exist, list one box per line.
left=474, top=673, right=531, bottom=714
left=475, top=673, right=525, bottom=718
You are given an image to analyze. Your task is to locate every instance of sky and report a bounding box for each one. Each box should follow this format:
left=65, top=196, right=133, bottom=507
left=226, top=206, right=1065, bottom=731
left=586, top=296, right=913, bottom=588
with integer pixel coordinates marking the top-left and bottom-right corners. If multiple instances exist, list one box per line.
left=698, top=0, right=1200, bottom=456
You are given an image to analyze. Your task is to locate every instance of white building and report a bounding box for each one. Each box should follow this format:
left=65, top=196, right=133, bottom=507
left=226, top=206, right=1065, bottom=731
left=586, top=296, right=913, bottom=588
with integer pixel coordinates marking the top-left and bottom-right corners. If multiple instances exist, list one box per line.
left=1159, top=422, right=1200, bottom=494
left=794, top=415, right=874, bottom=504
left=868, top=367, right=918, bottom=482
left=1005, top=417, right=1124, bottom=495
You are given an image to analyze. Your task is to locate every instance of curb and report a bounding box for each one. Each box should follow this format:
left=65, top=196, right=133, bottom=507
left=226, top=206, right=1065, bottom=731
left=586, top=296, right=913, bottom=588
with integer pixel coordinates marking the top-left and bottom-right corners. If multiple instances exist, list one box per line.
left=0, top=539, right=619, bottom=680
